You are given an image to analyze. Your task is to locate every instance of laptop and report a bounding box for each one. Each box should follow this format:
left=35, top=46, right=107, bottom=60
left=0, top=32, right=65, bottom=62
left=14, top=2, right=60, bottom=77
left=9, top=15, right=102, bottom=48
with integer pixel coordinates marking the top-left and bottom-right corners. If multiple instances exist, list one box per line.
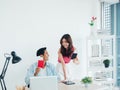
left=30, top=76, right=58, bottom=90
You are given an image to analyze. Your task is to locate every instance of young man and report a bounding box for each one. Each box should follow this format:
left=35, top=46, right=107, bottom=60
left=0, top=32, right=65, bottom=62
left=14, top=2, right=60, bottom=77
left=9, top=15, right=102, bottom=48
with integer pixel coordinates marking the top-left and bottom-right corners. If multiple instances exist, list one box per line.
left=25, top=47, right=57, bottom=87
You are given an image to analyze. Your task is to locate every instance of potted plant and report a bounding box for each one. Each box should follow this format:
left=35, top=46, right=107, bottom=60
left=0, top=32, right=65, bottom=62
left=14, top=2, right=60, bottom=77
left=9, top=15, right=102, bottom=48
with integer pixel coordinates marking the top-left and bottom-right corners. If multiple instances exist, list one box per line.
left=89, top=16, right=97, bottom=36
left=81, top=77, right=92, bottom=88
left=103, top=59, right=110, bottom=68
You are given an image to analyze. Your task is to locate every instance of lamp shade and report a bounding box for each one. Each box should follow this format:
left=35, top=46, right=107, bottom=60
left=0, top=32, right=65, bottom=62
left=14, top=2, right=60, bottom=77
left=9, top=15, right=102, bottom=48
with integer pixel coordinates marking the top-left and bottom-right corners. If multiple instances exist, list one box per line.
left=11, top=51, right=22, bottom=64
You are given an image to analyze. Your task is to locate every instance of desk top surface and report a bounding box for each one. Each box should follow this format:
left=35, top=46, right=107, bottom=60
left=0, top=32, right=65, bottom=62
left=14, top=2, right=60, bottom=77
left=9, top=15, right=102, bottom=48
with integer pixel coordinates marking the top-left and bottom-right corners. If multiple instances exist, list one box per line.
left=25, top=82, right=104, bottom=90
left=58, top=82, right=103, bottom=90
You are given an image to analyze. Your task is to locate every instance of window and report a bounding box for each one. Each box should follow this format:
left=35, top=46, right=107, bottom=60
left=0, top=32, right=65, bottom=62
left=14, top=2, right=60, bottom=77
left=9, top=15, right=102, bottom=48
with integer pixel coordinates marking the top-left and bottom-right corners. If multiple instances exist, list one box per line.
left=101, top=2, right=111, bottom=34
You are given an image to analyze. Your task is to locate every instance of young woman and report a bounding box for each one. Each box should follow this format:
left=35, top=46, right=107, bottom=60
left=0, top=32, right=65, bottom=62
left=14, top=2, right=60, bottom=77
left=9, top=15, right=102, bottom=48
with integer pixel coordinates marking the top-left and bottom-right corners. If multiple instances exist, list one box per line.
left=57, top=34, right=79, bottom=81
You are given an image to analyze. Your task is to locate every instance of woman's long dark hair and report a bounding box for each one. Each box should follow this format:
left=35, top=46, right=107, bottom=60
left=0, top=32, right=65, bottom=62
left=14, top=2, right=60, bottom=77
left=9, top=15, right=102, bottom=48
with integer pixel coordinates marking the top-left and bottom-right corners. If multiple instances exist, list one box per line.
left=60, top=34, right=74, bottom=57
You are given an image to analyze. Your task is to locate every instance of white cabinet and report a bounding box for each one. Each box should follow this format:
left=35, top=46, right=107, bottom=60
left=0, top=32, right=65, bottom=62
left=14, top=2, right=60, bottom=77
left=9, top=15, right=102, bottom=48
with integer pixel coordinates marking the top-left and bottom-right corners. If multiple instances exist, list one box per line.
left=86, top=35, right=116, bottom=90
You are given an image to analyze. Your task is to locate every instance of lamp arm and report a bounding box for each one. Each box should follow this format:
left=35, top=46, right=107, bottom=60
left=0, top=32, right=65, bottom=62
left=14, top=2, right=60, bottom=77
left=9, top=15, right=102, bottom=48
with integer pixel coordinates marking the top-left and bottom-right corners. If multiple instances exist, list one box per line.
left=0, top=57, right=11, bottom=90
left=0, top=79, right=7, bottom=90
left=0, top=57, right=11, bottom=78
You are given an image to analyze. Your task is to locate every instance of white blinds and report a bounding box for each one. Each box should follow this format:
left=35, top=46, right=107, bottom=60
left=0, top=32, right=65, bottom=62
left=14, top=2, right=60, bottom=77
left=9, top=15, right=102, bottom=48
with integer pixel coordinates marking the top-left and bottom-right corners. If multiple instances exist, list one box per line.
left=102, top=2, right=111, bottom=34
left=101, top=2, right=113, bottom=57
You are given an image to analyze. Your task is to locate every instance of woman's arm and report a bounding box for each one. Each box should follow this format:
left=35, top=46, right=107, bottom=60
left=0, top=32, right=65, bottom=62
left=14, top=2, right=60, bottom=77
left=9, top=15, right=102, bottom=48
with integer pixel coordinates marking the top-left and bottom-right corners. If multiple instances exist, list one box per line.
left=58, top=49, right=67, bottom=80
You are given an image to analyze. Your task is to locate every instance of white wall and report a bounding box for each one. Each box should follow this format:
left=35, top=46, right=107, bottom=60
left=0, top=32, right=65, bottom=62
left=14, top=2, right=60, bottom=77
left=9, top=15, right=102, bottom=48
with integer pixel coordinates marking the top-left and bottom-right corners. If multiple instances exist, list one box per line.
left=0, top=0, right=100, bottom=89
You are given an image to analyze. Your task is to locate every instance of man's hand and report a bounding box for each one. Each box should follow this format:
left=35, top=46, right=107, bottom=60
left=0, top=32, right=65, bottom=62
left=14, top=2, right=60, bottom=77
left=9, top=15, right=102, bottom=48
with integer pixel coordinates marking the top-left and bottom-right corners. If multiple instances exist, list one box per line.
left=34, top=67, right=40, bottom=76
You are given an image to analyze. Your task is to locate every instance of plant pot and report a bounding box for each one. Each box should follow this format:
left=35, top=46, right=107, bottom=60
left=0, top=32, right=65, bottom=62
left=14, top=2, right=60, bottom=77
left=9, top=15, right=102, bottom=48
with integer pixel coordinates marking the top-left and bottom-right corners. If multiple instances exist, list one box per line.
left=104, top=63, right=110, bottom=68
left=103, top=59, right=110, bottom=68
left=90, top=25, right=97, bottom=36
left=84, top=83, right=89, bottom=88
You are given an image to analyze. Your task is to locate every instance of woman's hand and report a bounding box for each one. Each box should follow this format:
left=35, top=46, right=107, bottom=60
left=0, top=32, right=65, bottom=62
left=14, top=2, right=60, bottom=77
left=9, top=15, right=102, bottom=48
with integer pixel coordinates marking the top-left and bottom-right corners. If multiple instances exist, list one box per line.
left=61, top=79, right=67, bottom=83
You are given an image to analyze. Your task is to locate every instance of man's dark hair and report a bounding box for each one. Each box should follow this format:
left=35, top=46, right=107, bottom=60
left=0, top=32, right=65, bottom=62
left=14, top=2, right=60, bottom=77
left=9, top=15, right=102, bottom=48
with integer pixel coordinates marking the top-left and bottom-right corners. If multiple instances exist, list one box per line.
left=36, top=47, right=46, bottom=56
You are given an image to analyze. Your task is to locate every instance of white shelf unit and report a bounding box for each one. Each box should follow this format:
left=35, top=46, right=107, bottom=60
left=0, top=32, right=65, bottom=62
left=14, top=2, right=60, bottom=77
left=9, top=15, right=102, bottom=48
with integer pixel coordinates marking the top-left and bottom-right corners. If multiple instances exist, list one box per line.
left=86, top=35, right=116, bottom=90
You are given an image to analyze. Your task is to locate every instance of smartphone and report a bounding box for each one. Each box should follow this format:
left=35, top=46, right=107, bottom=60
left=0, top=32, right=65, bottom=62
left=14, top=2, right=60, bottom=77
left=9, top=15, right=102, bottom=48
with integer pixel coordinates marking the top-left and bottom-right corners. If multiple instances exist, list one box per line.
left=38, top=60, right=45, bottom=68
left=71, top=53, right=77, bottom=59
left=62, top=81, right=75, bottom=85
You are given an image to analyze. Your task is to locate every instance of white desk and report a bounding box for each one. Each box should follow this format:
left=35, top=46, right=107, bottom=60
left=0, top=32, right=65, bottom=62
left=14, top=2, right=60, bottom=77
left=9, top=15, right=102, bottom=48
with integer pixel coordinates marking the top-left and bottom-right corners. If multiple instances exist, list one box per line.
left=25, top=82, right=104, bottom=90
left=58, top=82, right=104, bottom=90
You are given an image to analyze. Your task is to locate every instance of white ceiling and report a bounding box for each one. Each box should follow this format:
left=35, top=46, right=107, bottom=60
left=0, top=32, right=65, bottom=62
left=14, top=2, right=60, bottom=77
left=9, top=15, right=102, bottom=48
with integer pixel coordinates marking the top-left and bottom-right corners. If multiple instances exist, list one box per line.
left=99, top=0, right=119, bottom=4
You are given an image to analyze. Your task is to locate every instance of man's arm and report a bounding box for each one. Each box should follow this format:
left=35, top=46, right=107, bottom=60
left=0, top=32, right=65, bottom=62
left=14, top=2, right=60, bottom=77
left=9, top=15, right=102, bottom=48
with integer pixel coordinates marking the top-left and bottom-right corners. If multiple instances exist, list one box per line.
left=34, top=67, right=40, bottom=76
left=25, top=64, right=35, bottom=86
left=52, top=64, right=57, bottom=76
left=25, top=63, right=40, bottom=86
